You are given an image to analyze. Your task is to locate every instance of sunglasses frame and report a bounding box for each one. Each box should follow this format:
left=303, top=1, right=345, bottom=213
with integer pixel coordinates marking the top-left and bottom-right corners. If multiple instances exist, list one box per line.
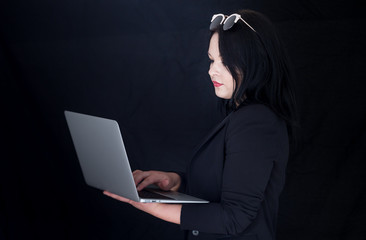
left=210, top=13, right=256, bottom=33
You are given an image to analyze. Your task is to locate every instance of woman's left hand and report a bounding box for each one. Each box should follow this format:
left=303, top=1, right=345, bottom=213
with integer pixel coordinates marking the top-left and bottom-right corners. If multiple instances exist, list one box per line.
left=103, top=191, right=159, bottom=213
left=103, top=190, right=182, bottom=224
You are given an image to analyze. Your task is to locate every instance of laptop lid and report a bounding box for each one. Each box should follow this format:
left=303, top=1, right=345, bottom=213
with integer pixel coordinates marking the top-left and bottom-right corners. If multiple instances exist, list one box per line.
left=64, top=110, right=208, bottom=203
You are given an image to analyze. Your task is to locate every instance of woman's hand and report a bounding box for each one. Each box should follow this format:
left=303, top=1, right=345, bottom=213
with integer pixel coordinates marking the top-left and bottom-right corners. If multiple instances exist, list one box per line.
left=133, top=170, right=181, bottom=192
left=103, top=170, right=183, bottom=224
left=103, top=190, right=159, bottom=212
left=103, top=191, right=182, bottom=224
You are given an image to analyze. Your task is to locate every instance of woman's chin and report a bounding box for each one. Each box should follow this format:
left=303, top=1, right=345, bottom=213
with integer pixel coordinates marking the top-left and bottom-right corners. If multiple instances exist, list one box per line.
left=214, top=90, right=232, bottom=100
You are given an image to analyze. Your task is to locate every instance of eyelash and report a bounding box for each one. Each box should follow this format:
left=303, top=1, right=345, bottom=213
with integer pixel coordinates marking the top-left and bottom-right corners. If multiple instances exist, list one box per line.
left=209, top=59, right=225, bottom=66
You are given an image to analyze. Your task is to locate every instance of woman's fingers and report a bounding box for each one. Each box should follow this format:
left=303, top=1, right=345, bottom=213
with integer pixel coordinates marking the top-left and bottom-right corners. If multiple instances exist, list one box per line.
left=133, top=170, right=150, bottom=187
left=156, top=179, right=171, bottom=190
left=132, top=170, right=172, bottom=191
left=133, top=170, right=157, bottom=190
left=103, top=190, right=162, bottom=217
left=103, top=191, right=148, bottom=209
left=103, top=191, right=131, bottom=203
left=136, top=174, right=161, bottom=191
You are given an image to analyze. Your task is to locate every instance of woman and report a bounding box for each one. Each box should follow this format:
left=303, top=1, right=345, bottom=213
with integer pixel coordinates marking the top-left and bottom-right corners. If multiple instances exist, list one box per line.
left=104, top=9, right=297, bottom=240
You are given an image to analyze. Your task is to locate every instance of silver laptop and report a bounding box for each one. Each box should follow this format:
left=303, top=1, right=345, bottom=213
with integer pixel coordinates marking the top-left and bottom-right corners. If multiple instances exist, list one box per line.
left=64, top=110, right=208, bottom=203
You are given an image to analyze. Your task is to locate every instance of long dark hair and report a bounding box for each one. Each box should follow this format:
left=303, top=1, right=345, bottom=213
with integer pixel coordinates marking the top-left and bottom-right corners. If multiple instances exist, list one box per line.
left=213, top=9, right=297, bottom=129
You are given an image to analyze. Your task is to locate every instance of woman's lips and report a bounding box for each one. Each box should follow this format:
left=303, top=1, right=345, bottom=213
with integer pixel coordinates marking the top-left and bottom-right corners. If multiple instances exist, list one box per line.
left=212, top=81, right=223, bottom=87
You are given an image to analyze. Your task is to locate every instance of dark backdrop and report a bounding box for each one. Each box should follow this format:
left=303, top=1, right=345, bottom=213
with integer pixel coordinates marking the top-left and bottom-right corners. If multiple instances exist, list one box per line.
left=1, top=1, right=365, bottom=240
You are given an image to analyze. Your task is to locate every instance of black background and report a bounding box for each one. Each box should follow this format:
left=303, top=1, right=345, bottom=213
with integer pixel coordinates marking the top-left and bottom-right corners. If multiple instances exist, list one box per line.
left=1, top=1, right=366, bottom=239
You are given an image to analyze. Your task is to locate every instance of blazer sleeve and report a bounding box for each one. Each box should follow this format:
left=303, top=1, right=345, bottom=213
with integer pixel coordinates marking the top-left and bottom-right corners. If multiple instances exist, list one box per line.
left=180, top=106, right=287, bottom=235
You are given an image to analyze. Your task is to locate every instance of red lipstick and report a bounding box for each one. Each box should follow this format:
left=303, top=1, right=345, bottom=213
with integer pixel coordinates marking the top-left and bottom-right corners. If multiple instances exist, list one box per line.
left=212, top=81, right=223, bottom=87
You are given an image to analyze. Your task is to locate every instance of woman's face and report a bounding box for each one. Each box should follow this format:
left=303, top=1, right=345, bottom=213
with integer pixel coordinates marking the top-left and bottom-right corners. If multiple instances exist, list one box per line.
left=208, top=32, right=235, bottom=99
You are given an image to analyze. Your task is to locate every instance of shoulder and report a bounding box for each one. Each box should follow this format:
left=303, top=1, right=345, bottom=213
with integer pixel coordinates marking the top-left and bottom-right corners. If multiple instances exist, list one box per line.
left=225, top=104, right=288, bottom=153
left=228, top=104, right=282, bottom=126
left=225, top=104, right=287, bottom=142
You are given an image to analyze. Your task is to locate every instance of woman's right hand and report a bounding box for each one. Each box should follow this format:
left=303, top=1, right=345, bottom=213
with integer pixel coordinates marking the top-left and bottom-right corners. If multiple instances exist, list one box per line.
left=132, top=170, right=181, bottom=192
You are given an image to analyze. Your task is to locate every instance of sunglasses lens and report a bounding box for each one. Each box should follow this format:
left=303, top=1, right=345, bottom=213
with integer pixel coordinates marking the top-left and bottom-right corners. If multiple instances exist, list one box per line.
left=223, top=15, right=236, bottom=31
left=209, top=15, right=224, bottom=31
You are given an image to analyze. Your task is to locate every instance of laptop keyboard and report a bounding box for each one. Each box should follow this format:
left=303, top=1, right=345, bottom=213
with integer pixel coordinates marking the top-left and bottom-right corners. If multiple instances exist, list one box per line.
left=138, top=190, right=174, bottom=200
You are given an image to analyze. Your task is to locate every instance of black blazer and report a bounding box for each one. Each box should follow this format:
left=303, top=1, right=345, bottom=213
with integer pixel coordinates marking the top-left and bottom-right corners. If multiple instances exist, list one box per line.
left=179, top=104, right=289, bottom=240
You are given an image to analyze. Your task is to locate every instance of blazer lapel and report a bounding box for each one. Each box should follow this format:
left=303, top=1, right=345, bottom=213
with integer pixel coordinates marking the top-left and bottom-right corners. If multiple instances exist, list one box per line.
left=184, top=113, right=232, bottom=193
left=192, top=112, right=232, bottom=155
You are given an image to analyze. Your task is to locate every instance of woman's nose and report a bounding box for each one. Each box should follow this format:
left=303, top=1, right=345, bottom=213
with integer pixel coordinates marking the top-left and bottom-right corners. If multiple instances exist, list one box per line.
left=208, top=64, right=216, bottom=77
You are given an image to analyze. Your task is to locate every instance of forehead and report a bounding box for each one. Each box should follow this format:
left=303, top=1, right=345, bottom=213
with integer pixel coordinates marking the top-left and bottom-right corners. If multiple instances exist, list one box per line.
left=208, top=33, right=219, bottom=56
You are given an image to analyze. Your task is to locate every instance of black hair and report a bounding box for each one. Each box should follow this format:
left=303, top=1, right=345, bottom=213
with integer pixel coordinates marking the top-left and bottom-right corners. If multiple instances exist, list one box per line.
left=212, top=9, right=298, bottom=130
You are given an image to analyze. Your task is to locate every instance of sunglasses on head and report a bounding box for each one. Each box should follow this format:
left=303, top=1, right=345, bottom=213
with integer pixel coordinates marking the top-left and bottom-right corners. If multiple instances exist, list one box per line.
left=209, top=13, right=256, bottom=33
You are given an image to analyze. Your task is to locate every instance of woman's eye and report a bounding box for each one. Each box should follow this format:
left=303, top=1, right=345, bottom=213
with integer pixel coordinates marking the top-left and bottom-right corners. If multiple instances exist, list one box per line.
left=209, top=59, right=214, bottom=64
